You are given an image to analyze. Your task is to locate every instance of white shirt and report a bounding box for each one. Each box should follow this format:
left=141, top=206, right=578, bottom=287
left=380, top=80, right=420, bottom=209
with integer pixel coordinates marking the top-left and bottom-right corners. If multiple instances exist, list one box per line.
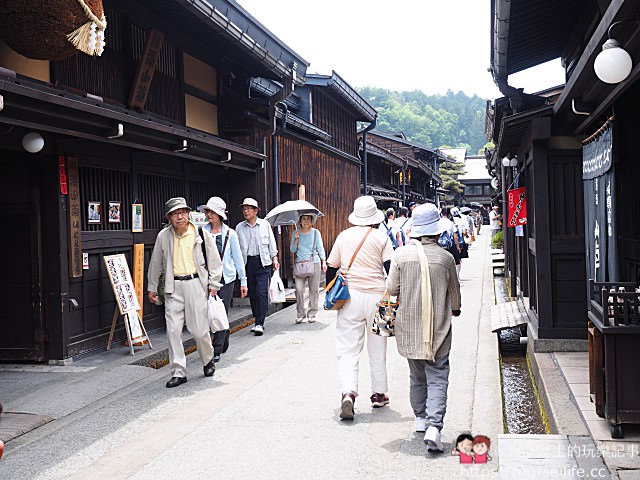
left=489, top=210, right=500, bottom=229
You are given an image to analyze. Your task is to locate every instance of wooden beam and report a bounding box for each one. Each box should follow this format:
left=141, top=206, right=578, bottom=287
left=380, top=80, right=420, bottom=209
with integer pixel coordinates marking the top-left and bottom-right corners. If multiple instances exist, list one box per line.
left=553, top=0, right=625, bottom=116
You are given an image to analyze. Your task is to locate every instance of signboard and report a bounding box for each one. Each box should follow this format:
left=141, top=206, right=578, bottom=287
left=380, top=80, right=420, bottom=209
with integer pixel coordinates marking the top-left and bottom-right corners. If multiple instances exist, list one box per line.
left=67, top=156, right=82, bottom=277
left=128, top=29, right=164, bottom=109
left=103, top=254, right=140, bottom=314
left=507, top=187, right=527, bottom=227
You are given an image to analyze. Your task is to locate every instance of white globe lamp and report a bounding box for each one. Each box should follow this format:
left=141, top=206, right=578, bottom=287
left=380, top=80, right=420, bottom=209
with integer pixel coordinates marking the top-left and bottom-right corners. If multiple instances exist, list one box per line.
left=594, top=39, right=633, bottom=84
left=22, top=132, right=45, bottom=153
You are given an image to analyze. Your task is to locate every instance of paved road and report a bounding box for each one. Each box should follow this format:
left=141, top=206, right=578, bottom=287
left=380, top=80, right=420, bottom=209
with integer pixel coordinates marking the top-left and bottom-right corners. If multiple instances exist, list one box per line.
left=0, top=234, right=502, bottom=479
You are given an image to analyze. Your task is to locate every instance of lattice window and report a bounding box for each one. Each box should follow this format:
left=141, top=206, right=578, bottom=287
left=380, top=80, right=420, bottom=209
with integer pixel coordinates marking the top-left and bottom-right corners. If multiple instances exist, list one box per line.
left=79, top=166, right=132, bottom=231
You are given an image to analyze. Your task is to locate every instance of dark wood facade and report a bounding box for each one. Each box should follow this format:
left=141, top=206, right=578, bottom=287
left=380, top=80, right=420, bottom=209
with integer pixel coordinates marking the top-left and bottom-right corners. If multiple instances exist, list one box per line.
left=359, top=130, right=445, bottom=208
left=0, top=0, right=338, bottom=362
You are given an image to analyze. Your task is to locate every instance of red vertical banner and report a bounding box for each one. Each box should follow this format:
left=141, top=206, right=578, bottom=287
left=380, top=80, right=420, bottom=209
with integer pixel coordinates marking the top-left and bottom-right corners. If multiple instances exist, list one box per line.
left=507, top=187, right=527, bottom=227
left=58, top=155, right=68, bottom=195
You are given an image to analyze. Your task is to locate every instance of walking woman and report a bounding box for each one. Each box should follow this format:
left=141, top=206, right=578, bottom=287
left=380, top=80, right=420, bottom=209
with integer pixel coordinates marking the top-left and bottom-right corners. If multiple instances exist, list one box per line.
left=290, top=214, right=327, bottom=323
left=201, top=197, right=248, bottom=361
left=326, top=196, right=394, bottom=421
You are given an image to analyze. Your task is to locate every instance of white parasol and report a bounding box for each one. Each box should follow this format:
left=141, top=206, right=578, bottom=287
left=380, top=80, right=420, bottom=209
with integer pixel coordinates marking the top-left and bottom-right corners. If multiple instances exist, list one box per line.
left=264, top=200, right=324, bottom=227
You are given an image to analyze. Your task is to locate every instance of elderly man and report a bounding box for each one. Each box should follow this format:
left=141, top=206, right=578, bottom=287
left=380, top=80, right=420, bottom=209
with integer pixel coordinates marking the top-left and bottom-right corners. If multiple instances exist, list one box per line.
left=236, top=198, right=279, bottom=336
left=147, top=197, right=223, bottom=388
left=386, top=203, right=461, bottom=452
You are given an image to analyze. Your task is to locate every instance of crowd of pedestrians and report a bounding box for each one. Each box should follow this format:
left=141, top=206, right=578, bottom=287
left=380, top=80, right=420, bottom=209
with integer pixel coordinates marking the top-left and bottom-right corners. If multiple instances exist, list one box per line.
left=145, top=193, right=493, bottom=452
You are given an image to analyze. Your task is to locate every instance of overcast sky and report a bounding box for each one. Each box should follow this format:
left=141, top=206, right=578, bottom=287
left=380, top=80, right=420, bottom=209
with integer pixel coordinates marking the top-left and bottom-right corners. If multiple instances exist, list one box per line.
left=236, top=0, right=565, bottom=100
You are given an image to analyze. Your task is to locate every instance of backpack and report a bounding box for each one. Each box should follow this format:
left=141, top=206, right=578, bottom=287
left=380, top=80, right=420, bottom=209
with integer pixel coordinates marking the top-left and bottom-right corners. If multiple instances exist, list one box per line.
left=439, top=229, right=454, bottom=249
left=383, top=222, right=398, bottom=249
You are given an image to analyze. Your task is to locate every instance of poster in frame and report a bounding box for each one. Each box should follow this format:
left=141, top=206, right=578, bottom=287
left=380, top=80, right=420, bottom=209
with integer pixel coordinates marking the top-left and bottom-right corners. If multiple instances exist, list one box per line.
left=108, top=201, right=121, bottom=223
left=88, top=201, right=102, bottom=224
left=131, top=203, right=143, bottom=232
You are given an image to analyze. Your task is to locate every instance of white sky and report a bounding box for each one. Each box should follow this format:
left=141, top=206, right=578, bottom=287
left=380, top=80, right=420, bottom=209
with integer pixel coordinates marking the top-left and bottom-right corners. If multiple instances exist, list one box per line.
left=236, top=0, right=565, bottom=100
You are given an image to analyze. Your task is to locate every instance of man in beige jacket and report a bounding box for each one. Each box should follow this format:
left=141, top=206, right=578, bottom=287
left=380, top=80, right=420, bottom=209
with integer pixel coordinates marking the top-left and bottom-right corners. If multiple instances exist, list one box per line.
left=147, top=197, right=223, bottom=388
left=386, top=203, right=461, bottom=452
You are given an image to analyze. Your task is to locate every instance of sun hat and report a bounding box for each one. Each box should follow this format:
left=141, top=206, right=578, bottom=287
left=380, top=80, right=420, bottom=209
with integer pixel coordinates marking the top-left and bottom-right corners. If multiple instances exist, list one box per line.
left=410, top=203, right=451, bottom=238
left=200, top=196, right=227, bottom=220
left=165, top=197, right=191, bottom=217
left=460, top=206, right=472, bottom=214
left=451, top=206, right=461, bottom=217
left=297, top=213, right=318, bottom=225
left=240, top=197, right=260, bottom=210
left=348, top=196, right=385, bottom=226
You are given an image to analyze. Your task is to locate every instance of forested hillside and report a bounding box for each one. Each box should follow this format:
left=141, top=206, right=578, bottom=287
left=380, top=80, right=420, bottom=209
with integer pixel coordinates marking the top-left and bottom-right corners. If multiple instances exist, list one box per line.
left=357, top=87, right=488, bottom=154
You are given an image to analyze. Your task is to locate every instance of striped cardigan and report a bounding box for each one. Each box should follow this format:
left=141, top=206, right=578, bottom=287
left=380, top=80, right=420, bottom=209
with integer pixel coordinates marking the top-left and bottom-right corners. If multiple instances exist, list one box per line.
left=386, top=237, right=461, bottom=359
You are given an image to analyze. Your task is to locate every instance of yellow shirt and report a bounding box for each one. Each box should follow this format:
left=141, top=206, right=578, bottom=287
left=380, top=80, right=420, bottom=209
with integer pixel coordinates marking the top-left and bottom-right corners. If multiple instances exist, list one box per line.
left=173, top=224, right=197, bottom=275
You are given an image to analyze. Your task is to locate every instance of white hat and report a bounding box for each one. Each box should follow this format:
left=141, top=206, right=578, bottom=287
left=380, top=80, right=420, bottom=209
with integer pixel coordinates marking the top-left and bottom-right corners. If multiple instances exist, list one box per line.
left=240, top=197, right=260, bottom=210
left=200, top=196, right=227, bottom=220
left=451, top=206, right=461, bottom=217
left=348, top=196, right=385, bottom=226
left=410, top=203, right=451, bottom=237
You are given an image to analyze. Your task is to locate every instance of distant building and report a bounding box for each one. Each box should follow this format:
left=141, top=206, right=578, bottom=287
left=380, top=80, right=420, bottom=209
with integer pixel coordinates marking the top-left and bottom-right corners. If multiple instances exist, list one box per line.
left=459, top=155, right=493, bottom=207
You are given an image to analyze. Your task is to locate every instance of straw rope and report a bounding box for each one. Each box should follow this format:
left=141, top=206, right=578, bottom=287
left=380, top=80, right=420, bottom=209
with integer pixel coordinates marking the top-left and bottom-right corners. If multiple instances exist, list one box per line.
left=66, top=0, right=107, bottom=56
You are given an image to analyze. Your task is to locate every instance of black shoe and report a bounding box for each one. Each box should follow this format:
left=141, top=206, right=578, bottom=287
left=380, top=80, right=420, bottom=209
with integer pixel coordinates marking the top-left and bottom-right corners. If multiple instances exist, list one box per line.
left=203, top=359, right=215, bottom=377
left=213, top=354, right=221, bottom=363
left=166, top=376, right=187, bottom=388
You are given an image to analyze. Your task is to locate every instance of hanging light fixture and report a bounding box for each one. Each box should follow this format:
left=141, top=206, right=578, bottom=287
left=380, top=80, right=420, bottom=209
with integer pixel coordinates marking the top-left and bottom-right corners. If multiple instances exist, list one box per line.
left=594, top=21, right=634, bottom=84
left=22, top=132, right=44, bottom=153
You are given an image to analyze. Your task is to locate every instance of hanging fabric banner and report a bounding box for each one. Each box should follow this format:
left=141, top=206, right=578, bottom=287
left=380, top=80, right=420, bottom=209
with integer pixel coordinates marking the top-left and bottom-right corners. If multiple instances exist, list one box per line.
left=582, top=120, right=617, bottom=282
left=507, top=187, right=527, bottom=227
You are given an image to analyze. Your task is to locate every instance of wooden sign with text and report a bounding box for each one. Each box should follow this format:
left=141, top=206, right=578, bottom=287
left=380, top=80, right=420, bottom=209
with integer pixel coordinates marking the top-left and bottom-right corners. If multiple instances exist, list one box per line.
left=128, top=29, right=164, bottom=109
left=67, top=156, right=82, bottom=278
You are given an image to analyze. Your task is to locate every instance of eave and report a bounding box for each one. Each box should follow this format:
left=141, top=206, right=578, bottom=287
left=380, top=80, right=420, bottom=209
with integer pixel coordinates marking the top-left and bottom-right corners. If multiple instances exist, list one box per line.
left=0, top=75, right=265, bottom=171
left=305, top=71, right=377, bottom=122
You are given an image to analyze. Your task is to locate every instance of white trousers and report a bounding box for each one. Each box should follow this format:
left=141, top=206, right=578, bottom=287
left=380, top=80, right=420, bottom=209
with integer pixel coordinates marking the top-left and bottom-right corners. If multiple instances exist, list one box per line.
left=164, top=278, right=214, bottom=378
left=335, top=289, right=388, bottom=396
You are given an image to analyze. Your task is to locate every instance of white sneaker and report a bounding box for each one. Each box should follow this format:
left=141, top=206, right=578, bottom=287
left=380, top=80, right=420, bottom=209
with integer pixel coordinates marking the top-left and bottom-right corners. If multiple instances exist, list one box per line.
left=254, top=324, right=264, bottom=336
left=424, top=426, right=443, bottom=452
left=307, top=316, right=316, bottom=323
left=250, top=325, right=256, bottom=332
left=414, top=417, right=427, bottom=433
left=295, top=317, right=305, bottom=324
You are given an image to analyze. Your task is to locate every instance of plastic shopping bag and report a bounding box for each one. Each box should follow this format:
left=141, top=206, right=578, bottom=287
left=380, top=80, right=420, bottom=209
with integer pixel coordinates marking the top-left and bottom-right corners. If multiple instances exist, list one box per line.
left=269, top=269, right=286, bottom=303
left=208, top=295, right=229, bottom=332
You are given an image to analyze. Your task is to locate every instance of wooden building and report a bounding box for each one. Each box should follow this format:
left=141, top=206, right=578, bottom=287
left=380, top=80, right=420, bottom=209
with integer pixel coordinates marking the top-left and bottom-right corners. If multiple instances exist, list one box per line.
left=488, top=0, right=640, bottom=347
left=489, top=0, right=640, bottom=439
left=358, top=130, right=445, bottom=208
left=0, top=0, right=366, bottom=362
left=256, top=71, right=377, bottom=282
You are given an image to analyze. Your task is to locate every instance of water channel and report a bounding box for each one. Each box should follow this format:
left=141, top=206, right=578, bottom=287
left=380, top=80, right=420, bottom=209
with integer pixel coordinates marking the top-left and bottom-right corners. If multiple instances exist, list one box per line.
left=494, top=276, right=548, bottom=434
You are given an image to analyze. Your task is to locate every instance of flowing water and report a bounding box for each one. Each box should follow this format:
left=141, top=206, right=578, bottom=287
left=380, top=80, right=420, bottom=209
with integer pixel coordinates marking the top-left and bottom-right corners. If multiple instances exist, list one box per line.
left=494, top=277, right=548, bottom=434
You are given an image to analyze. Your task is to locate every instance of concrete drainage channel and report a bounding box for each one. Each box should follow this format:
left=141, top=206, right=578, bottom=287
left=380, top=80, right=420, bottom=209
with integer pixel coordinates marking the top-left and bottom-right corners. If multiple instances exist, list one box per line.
left=495, top=276, right=549, bottom=434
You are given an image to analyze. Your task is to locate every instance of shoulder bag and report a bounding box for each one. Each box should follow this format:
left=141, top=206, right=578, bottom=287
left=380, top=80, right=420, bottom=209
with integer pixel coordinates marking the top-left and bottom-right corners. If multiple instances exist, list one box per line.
left=324, top=227, right=373, bottom=310
left=293, top=230, right=317, bottom=278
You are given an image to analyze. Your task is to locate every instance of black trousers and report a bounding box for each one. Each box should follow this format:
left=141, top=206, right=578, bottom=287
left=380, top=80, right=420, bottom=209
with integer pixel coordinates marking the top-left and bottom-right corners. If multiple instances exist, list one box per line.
left=245, top=256, right=272, bottom=326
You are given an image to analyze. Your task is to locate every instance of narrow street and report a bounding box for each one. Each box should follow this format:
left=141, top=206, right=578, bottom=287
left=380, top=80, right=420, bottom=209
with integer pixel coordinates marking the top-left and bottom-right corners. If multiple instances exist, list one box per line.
left=1, top=234, right=502, bottom=479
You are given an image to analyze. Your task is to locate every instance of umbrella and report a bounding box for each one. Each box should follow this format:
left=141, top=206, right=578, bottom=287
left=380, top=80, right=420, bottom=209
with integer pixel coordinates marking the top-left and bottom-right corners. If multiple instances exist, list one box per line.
left=264, top=200, right=324, bottom=227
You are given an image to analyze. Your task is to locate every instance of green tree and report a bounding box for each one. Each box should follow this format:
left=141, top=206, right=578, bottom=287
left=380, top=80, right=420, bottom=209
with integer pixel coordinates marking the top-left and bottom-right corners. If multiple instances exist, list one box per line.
left=439, top=156, right=466, bottom=203
left=358, top=87, right=488, bottom=154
